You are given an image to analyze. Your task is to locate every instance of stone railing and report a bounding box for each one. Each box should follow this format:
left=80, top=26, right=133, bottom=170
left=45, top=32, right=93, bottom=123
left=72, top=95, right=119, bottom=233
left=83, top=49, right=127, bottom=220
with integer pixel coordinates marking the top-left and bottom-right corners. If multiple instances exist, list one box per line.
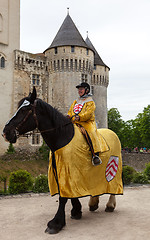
left=122, top=152, right=150, bottom=172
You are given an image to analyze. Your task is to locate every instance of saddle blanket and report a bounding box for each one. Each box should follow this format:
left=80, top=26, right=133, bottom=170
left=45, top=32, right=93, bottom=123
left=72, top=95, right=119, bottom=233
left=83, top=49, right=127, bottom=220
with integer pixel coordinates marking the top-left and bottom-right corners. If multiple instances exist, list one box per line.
left=48, top=125, right=123, bottom=198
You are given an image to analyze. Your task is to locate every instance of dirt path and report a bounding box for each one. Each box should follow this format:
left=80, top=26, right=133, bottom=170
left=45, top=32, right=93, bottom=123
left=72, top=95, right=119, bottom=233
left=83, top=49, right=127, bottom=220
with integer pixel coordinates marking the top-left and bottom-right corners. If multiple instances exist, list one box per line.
left=0, top=186, right=150, bottom=240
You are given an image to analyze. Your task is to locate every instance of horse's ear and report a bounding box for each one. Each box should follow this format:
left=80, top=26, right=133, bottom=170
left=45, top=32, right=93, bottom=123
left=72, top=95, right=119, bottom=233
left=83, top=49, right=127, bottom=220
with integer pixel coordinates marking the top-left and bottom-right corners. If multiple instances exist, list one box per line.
left=28, top=92, right=31, bottom=99
left=30, top=87, right=37, bottom=104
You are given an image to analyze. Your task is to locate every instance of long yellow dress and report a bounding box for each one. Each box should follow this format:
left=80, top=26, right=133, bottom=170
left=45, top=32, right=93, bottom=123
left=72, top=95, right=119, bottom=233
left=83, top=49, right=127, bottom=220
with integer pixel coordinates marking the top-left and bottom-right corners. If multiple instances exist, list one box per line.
left=68, top=96, right=101, bottom=153
left=48, top=126, right=123, bottom=198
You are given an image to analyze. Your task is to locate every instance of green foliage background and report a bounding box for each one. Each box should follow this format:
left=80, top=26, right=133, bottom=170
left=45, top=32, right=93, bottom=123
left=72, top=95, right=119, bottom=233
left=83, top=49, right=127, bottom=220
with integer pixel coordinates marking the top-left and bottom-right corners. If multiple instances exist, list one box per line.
left=108, top=105, right=150, bottom=149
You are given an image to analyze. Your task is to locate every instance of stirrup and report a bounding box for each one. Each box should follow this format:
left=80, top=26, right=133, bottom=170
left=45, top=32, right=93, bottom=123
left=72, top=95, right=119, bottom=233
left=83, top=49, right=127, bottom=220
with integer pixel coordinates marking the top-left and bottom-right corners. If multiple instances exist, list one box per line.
left=92, top=155, right=102, bottom=166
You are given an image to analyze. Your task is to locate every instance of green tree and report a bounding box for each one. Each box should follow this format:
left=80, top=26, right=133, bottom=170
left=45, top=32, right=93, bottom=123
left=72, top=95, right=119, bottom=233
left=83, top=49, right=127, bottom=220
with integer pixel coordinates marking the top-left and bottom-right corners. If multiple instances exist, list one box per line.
left=120, top=120, right=134, bottom=148
left=139, top=105, right=150, bottom=147
left=108, top=108, right=125, bottom=143
left=108, top=105, right=150, bottom=149
left=131, top=105, right=150, bottom=148
left=131, top=117, right=142, bottom=148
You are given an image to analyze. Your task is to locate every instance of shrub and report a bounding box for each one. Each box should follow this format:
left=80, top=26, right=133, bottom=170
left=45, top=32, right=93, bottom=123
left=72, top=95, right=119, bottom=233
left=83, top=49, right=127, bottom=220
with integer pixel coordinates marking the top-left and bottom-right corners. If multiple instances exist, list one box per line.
left=39, top=141, right=49, bottom=161
left=132, top=172, right=149, bottom=184
left=144, top=163, right=150, bottom=180
left=0, top=174, right=8, bottom=193
left=33, top=174, right=49, bottom=193
left=7, top=143, right=15, bottom=154
left=8, top=170, right=33, bottom=194
left=122, top=165, right=136, bottom=185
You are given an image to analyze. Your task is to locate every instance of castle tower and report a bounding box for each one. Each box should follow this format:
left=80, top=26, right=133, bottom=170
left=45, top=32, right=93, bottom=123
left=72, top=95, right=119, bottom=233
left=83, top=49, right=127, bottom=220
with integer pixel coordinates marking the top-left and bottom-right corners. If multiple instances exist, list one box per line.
left=85, top=36, right=110, bottom=128
left=0, top=7, right=110, bottom=154
left=44, top=13, right=94, bottom=114
left=45, top=13, right=109, bottom=128
left=0, top=0, right=20, bottom=154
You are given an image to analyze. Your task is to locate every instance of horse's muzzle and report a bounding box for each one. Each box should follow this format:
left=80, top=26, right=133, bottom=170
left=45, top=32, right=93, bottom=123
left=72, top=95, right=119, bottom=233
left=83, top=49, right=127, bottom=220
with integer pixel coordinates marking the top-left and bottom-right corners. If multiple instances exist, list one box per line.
left=2, top=129, right=17, bottom=143
left=1, top=132, right=8, bottom=142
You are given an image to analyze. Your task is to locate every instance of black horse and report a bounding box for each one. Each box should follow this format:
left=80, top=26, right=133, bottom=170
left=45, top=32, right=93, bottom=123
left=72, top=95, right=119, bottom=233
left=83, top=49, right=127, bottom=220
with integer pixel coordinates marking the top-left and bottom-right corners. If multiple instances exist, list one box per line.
left=2, top=87, right=123, bottom=234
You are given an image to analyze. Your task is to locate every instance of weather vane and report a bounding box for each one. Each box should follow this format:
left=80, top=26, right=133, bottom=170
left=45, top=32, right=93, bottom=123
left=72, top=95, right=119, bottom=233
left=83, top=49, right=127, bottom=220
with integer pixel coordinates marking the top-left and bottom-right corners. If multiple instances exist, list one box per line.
left=67, top=7, right=69, bottom=15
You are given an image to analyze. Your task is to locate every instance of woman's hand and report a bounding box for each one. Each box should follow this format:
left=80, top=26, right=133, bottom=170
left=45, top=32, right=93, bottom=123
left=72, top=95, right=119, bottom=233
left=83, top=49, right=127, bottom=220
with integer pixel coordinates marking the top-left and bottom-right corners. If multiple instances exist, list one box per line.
left=75, top=115, right=80, bottom=121
left=66, top=115, right=71, bottom=119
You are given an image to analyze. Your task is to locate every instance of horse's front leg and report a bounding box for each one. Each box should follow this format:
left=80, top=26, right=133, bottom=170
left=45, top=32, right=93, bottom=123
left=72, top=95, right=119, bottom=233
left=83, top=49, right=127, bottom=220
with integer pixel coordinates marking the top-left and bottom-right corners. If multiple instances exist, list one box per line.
left=105, top=194, right=116, bottom=212
left=71, top=198, right=82, bottom=219
left=45, top=197, right=68, bottom=234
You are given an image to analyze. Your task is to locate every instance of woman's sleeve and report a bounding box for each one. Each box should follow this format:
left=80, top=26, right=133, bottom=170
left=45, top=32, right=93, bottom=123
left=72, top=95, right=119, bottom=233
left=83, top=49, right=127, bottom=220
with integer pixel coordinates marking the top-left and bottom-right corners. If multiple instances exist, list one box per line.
left=79, top=101, right=95, bottom=122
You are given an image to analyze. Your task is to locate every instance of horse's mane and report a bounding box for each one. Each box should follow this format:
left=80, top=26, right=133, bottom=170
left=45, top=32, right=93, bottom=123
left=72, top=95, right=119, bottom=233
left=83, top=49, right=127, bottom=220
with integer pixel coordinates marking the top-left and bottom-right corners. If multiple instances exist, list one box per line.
left=39, top=99, right=70, bottom=126
left=18, top=97, right=71, bottom=127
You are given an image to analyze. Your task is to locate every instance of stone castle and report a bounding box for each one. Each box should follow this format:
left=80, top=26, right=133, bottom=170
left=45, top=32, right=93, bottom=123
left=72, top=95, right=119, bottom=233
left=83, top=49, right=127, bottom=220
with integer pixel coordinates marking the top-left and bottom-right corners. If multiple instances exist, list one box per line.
left=0, top=0, right=110, bottom=154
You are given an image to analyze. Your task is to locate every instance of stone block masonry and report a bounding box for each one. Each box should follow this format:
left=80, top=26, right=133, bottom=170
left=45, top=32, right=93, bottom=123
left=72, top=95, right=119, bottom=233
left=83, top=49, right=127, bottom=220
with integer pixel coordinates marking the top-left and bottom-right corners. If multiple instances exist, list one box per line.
left=122, top=152, right=150, bottom=172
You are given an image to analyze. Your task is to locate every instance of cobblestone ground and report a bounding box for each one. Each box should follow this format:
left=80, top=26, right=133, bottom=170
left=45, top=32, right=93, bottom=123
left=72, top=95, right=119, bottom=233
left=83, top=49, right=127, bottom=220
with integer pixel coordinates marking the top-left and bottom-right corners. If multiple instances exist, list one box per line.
left=0, top=186, right=150, bottom=240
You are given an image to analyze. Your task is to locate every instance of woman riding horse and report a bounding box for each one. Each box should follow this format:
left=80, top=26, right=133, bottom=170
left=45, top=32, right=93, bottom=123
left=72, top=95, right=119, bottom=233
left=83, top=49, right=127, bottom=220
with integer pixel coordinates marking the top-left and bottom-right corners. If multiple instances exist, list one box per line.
left=67, top=82, right=101, bottom=166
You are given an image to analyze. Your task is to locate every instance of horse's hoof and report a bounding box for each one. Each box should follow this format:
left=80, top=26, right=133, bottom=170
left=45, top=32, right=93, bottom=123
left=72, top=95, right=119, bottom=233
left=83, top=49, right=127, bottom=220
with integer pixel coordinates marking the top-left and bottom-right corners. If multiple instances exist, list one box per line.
left=71, top=211, right=82, bottom=220
left=89, top=204, right=99, bottom=212
left=105, top=206, right=114, bottom=212
left=45, top=227, right=60, bottom=234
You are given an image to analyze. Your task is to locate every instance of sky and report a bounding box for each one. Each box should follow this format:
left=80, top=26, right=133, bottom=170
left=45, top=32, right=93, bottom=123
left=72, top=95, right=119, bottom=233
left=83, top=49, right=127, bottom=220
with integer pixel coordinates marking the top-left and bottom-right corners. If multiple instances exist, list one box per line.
left=20, top=0, right=150, bottom=121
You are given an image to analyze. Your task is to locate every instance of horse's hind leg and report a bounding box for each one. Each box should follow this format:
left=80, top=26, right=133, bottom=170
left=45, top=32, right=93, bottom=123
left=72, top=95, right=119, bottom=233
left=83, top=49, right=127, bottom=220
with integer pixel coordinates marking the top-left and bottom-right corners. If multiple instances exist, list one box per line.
left=71, top=198, right=82, bottom=219
left=105, top=194, right=116, bottom=212
left=89, top=196, right=99, bottom=211
left=45, top=197, right=67, bottom=234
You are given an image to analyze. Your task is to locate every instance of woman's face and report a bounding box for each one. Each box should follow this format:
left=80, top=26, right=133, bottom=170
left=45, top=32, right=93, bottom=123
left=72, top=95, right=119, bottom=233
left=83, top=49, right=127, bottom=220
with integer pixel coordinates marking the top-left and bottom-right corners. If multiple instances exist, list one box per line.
left=78, top=87, right=85, bottom=97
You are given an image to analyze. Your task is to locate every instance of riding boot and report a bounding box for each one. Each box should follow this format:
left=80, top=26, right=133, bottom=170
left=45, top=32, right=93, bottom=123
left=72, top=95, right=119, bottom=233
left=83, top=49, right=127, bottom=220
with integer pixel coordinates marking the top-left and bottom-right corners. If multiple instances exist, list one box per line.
left=92, top=152, right=102, bottom=166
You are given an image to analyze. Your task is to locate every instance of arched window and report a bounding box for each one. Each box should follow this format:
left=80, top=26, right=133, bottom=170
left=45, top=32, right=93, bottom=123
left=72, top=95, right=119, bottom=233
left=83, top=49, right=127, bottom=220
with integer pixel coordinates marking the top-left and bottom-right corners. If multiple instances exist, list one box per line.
left=32, top=131, right=40, bottom=145
left=97, top=75, right=99, bottom=84
left=61, top=59, right=64, bottom=70
left=83, top=60, right=85, bottom=70
left=54, top=60, right=56, bottom=70
left=54, top=47, right=57, bottom=54
left=86, top=61, right=88, bottom=70
left=66, top=59, right=68, bottom=70
left=79, top=60, right=81, bottom=70
left=93, top=74, right=95, bottom=84
left=1, top=56, right=5, bottom=68
left=70, top=59, right=73, bottom=70
left=71, top=46, right=75, bottom=53
left=57, top=60, right=60, bottom=70
left=75, top=59, right=77, bottom=70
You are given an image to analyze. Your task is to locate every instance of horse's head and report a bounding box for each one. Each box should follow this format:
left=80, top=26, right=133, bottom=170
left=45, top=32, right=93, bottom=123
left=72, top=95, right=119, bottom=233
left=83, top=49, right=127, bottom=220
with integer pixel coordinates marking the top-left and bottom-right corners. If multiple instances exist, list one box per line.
left=2, top=87, right=37, bottom=143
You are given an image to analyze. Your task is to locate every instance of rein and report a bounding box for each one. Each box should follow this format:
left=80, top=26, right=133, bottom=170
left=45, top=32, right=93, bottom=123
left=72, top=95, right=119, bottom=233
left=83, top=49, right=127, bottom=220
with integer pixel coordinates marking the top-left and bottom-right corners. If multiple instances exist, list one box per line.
left=16, top=99, right=73, bottom=137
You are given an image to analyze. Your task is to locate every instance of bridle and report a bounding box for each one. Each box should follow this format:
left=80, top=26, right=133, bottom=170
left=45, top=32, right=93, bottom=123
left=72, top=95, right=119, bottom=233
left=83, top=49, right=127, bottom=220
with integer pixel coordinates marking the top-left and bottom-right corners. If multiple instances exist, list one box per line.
left=15, top=99, right=38, bottom=137
left=15, top=99, right=73, bottom=137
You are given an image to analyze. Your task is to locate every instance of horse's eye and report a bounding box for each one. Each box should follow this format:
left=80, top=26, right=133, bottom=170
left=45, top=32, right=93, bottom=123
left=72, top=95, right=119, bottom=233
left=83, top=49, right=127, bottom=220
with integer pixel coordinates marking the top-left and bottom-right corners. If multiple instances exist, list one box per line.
left=21, top=107, right=27, bottom=112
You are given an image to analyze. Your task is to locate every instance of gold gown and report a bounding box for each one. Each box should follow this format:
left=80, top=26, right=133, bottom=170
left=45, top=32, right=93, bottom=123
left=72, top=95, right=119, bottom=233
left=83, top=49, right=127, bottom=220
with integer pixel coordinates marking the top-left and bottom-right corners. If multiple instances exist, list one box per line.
left=67, top=96, right=101, bottom=153
left=48, top=125, right=123, bottom=198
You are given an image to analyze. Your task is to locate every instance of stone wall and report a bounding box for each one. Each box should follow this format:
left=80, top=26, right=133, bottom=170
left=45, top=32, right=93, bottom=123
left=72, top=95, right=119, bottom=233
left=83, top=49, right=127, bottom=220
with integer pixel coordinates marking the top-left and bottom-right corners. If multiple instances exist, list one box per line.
left=0, top=0, right=20, bottom=154
left=122, top=152, right=150, bottom=172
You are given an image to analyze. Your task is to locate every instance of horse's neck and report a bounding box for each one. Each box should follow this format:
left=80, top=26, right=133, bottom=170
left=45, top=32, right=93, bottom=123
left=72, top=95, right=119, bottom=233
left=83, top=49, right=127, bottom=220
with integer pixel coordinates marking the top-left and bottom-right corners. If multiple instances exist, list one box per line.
left=37, top=101, right=74, bottom=152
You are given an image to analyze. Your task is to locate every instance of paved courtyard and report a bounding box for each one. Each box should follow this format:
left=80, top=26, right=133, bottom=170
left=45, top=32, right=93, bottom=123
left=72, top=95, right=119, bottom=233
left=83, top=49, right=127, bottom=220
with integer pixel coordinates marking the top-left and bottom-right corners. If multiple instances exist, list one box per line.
left=0, top=186, right=150, bottom=240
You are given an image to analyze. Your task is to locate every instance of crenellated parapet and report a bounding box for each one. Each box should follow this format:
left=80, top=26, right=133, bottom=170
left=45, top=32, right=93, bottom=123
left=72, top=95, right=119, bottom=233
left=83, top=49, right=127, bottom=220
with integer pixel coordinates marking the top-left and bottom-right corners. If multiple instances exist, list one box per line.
left=13, top=50, right=49, bottom=111
left=45, top=46, right=94, bottom=74
left=91, top=65, right=109, bottom=87
left=14, top=50, right=48, bottom=73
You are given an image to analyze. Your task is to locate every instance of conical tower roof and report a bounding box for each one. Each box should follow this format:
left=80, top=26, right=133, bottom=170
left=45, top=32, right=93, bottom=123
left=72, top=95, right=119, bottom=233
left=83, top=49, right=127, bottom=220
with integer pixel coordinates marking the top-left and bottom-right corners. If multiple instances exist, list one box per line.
left=45, top=14, right=90, bottom=51
left=85, top=36, right=110, bottom=69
